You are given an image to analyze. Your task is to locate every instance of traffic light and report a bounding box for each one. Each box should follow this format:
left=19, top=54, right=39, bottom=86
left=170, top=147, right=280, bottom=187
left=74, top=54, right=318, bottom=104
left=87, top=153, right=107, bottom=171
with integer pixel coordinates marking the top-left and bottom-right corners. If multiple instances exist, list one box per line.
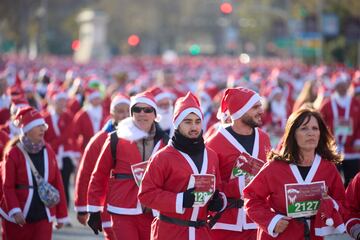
left=128, top=34, right=140, bottom=47
left=220, top=2, right=233, bottom=15
left=71, top=39, right=80, bottom=51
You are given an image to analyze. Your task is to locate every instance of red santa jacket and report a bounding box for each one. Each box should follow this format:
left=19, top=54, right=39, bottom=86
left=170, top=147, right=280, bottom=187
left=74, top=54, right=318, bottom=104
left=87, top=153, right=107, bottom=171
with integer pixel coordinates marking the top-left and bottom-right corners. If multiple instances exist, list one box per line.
left=320, top=95, right=360, bottom=159
left=206, top=126, right=271, bottom=231
left=138, top=145, right=224, bottom=240
left=345, top=172, right=360, bottom=238
left=87, top=121, right=168, bottom=215
left=0, top=108, right=10, bottom=126
left=72, top=107, right=108, bottom=153
left=74, top=130, right=112, bottom=228
left=243, top=155, right=347, bottom=240
left=0, top=130, right=9, bottom=161
left=44, top=110, right=80, bottom=167
left=0, top=143, right=68, bottom=223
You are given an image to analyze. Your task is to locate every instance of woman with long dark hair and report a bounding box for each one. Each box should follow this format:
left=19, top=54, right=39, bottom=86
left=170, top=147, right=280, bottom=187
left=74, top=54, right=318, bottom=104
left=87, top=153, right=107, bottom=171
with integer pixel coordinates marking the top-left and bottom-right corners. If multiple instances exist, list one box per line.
left=243, top=107, right=347, bottom=240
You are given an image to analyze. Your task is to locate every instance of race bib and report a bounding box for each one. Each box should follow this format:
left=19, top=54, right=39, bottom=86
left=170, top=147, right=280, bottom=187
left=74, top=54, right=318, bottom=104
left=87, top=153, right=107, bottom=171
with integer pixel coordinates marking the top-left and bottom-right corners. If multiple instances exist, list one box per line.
left=131, top=161, right=149, bottom=187
left=334, top=117, right=353, bottom=136
left=285, top=181, right=326, bottom=218
left=188, top=174, right=216, bottom=207
left=230, top=152, right=264, bottom=184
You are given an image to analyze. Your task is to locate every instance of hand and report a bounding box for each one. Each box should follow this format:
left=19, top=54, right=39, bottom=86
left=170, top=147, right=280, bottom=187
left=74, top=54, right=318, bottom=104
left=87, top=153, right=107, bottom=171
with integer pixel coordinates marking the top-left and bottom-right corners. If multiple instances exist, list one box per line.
left=55, top=222, right=64, bottom=229
left=13, top=212, right=26, bottom=227
left=274, top=217, right=291, bottom=234
left=183, top=187, right=195, bottom=208
left=87, top=212, right=102, bottom=235
left=207, top=190, right=223, bottom=212
left=77, top=212, right=89, bottom=225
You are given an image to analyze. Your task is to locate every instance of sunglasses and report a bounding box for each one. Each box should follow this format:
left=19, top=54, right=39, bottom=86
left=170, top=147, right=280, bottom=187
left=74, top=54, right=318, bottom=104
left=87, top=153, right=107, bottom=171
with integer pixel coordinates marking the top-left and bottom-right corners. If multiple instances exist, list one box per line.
left=132, top=106, right=155, bottom=114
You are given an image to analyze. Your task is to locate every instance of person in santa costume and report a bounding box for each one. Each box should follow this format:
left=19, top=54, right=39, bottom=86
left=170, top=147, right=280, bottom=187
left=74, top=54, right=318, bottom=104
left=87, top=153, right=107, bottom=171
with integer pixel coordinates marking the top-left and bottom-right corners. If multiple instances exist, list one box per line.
left=320, top=72, right=360, bottom=186
left=345, top=172, right=360, bottom=240
left=43, top=86, right=79, bottom=216
left=74, top=93, right=130, bottom=240
left=243, top=107, right=347, bottom=240
left=72, top=87, right=108, bottom=153
left=0, top=95, right=29, bottom=139
left=148, top=86, right=175, bottom=136
left=206, top=87, right=271, bottom=240
left=86, top=91, right=169, bottom=240
left=0, top=106, right=68, bottom=240
left=0, top=72, right=11, bottom=125
left=138, top=91, right=226, bottom=240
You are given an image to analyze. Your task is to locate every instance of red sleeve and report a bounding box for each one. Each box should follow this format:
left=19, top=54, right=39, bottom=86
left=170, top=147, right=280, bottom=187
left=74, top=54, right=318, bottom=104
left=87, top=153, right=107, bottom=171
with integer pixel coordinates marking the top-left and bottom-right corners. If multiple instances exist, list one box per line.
left=243, top=162, right=282, bottom=236
left=87, top=137, right=112, bottom=212
left=345, top=173, right=360, bottom=234
left=2, top=149, right=21, bottom=214
left=74, top=132, right=106, bottom=211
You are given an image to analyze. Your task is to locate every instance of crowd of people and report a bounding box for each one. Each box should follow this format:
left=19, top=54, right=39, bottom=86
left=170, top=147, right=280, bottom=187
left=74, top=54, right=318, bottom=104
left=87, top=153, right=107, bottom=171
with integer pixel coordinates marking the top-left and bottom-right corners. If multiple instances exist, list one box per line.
left=0, top=55, right=359, bottom=240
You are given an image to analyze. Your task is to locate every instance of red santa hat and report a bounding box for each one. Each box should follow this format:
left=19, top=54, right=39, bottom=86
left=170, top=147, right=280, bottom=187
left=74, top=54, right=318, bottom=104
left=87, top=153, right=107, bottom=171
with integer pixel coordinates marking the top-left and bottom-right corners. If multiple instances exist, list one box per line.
left=47, top=82, right=67, bottom=102
left=14, top=106, right=48, bottom=134
left=110, top=93, right=130, bottom=113
left=331, top=72, right=350, bottom=87
left=85, top=87, right=102, bottom=101
left=220, top=87, right=261, bottom=121
left=130, top=91, right=158, bottom=115
left=173, top=92, right=203, bottom=129
left=314, top=196, right=346, bottom=236
left=10, top=95, right=29, bottom=116
left=148, top=86, right=175, bottom=102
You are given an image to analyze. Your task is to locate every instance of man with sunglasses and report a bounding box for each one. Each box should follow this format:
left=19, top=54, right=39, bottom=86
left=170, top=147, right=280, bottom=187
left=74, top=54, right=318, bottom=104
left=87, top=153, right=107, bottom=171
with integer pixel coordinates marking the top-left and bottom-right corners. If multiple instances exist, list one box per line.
left=86, top=90, right=169, bottom=240
left=139, top=92, right=226, bottom=240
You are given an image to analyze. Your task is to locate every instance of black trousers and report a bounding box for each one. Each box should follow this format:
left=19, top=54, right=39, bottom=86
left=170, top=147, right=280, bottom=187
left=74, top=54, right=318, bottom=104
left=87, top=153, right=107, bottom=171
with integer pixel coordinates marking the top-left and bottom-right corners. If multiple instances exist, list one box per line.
left=61, top=157, right=75, bottom=208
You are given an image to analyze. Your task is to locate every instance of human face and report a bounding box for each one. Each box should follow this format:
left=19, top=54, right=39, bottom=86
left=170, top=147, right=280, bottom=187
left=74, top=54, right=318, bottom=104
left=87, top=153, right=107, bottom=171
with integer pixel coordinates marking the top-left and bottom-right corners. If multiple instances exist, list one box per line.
left=26, top=124, right=47, bottom=143
left=295, top=116, right=320, bottom=153
left=241, top=101, right=263, bottom=127
left=178, top=113, right=202, bottom=139
left=157, top=98, right=172, bottom=111
left=54, top=98, right=67, bottom=114
left=132, top=103, right=156, bottom=132
left=112, top=103, right=130, bottom=123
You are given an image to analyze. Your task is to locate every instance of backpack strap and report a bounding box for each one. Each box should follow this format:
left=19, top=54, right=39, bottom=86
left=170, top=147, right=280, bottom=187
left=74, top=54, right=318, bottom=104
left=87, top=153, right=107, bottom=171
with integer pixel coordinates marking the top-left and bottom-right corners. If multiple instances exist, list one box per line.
left=110, top=131, right=119, bottom=166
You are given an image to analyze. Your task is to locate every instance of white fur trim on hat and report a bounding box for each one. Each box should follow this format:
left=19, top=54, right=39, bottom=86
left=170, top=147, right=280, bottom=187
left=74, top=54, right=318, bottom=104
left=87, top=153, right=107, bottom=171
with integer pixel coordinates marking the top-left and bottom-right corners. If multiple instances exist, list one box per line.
left=110, top=98, right=130, bottom=112
left=87, top=91, right=101, bottom=101
left=231, top=93, right=261, bottom=120
left=173, top=107, right=203, bottom=129
left=22, top=118, right=48, bottom=133
left=130, top=97, right=158, bottom=114
left=53, top=92, right=68, bottom=101
left=154, top=92, right=173, bottom=102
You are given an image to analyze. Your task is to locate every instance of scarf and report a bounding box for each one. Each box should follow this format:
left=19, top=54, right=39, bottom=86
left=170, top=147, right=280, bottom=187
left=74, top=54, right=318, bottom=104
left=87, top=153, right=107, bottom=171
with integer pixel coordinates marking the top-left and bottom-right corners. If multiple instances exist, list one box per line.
left=171, top=129, right=205, bottom=155
left=20, top=135, right=45, bottom=154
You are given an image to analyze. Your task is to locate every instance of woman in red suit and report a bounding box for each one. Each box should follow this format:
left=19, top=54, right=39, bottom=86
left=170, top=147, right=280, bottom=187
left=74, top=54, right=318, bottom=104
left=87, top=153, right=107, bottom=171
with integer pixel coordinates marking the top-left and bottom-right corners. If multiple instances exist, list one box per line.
left=244, top=107, right=347, bottom=240
left=0, top=106, right=68, bottom=240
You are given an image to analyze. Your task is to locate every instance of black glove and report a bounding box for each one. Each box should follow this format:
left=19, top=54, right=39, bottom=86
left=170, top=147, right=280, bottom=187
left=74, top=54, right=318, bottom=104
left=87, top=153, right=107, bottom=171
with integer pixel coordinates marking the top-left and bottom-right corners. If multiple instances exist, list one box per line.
left=207, top=190, right=223, bottom=212
left=183, top=187, right=195, bottom=208
left=87, top=212, right=102, bottom=235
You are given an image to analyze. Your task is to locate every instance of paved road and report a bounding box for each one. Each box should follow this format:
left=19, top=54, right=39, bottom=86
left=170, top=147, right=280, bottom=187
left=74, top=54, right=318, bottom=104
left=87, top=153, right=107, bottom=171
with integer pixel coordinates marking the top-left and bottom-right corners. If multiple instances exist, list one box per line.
left=52, top=185, right=353, bottom=239
left=53, top=207, right=353, bottom=240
